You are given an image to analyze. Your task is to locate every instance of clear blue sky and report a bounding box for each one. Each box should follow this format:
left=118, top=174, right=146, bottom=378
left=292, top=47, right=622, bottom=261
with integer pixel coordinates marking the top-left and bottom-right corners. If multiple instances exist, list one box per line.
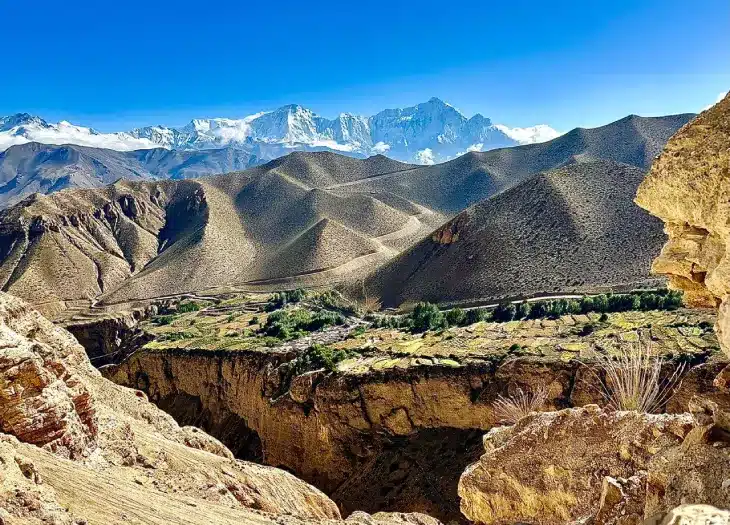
left=2, top=0, right=728, bottom=132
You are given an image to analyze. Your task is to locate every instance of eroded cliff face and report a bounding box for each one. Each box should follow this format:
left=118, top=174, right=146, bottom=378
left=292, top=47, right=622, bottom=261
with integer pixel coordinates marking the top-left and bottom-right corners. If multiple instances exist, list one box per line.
left=105, top=343, right=727, bottom=522
left=458, top=405, right=730, bottom=525
left=0, top=291, right=442, bottom=525
left=636, top=92, right=730, bottom=354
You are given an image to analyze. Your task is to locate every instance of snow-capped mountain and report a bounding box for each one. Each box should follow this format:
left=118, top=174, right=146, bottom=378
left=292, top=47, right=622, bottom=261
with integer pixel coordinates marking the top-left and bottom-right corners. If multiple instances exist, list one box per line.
left=0, top=99, right=561, bottom=164
left=0, top=113, right=159, bottom=152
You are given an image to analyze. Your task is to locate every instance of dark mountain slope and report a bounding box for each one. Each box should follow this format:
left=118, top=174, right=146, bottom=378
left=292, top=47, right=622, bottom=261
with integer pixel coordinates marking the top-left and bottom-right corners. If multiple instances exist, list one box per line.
left=365, top=160, right=667, bottom=307
left=0, top=142, right=256, bottom=209
left=332, top=113, right=695, bottom=213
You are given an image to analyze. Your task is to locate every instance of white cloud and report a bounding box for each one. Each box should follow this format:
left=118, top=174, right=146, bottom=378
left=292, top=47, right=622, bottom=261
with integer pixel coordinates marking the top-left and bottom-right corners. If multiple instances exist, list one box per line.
left=494, top=124, right=561, bottom=145
left=0, top=120, right=161, bottom=153
left=414, top=148, right=436, bottom=165
left=371, top=141, right=390, bottom=154
left=466, top=143, right=484, bottom=152
left=703, top=92, right=728, bottom=111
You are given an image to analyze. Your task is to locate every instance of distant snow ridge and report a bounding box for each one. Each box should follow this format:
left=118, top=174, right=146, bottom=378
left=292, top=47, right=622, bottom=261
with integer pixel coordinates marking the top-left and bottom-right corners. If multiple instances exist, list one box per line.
left=0, top=113, right=159, bottom=152
left=1, top=99, right=560, bottom=164
left=494, top=124, right=561, bottom=145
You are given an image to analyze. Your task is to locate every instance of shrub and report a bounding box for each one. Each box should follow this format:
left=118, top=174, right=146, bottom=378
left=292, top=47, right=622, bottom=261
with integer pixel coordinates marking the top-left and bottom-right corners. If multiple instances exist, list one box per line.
left=465, top=308, right=488, bottom=325
left=265, top=289, right=307, bottom=312
left=249, top=316, right=259, bottom=325
left=515, top=302, right=531, bottom=320
left=593, top=294, right=609, bottom=313
left=493, top=385, right=549, bottom=425
left=262, top=308, right=344, bottom=339
left=289, top=344, right=355, bottom=375
left=177, top=301, right=201, bottom=313
left=588, top=343, right=687, bottom=413
left=565, top=299, right=581, bottom=314
left=445, top=308, right=466, bottom=327
left=579, top=296, right=595, bottom=314
left=153, top=315, right=176, bottom=326
left=306, top=310, right=345, bottom=331
left=409, top=302, right=446, bottom=333
left=349, top=326, right=367, bottom=338
left=599, top=313, right=609, bottom=322
left=493, top=302, right=516, bottom=322
left=528, top=301, right=547, bottom=319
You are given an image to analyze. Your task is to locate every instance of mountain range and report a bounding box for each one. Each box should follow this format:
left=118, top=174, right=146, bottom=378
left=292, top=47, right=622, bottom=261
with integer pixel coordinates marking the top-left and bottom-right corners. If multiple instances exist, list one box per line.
left=0, top=110, right=694, bottom=313
left=0, top=98, right=558, bottom=165
left=0, top=110, right=693, bottom=210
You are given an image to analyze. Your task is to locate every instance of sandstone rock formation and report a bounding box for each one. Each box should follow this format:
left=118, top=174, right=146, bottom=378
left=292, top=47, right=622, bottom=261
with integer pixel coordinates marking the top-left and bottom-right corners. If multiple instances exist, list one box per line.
left=0, top=291, right=441, bottom=525
left=458, top=406, right=698, bottom=525
left=104, top=310, right=725, bottom=524
left=636, top=92, right=730, bottom=354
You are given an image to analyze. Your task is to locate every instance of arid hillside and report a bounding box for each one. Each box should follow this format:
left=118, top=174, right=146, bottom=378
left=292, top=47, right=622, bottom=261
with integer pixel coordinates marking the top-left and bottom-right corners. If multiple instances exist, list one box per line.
left=0, top=154, right=444, bottom=313
left=331, top=113, right=694, bottom=213
left=366, top=160, right=666, bottom=307
left=0, top=111, right=692, bottom=314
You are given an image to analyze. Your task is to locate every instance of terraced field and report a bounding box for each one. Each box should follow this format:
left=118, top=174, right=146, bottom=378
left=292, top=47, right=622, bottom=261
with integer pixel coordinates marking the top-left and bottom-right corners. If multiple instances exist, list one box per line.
left=137, top=291, right=719, bottom=371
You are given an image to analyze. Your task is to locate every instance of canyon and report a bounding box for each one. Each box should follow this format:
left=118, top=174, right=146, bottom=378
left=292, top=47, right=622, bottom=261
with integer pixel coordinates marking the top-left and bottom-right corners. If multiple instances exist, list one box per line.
left=1, top=92, right=729, bottom=525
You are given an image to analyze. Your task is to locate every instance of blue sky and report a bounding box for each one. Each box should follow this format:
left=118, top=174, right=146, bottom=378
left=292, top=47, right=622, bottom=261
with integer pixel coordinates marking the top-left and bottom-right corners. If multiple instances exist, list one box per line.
left=2, top=0, right=728, bottom=132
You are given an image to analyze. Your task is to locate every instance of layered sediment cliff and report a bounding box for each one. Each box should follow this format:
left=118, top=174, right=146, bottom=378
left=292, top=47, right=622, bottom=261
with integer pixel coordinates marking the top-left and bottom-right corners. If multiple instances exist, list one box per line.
left=0, top=291, right=440, bottom=525
left=636, top=92, right=730, bottom=353
left=106, top=327, right=726, bottom=522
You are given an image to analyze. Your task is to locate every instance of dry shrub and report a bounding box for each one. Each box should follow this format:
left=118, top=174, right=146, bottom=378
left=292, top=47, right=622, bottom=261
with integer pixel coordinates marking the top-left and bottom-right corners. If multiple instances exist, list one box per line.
left=494, top=385, right=549, bottom=425
left=589, top=342, right=687, bottom=413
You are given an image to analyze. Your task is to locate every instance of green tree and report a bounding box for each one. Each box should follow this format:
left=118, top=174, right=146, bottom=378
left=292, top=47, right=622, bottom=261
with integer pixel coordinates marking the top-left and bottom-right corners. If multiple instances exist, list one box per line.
left=493, top=302, right=516, bottom=322
left=410, top=302, right=446, bottom=332
left=445, top=308, right=466, bottom=327
left=515, top=301, right=532, bottom=320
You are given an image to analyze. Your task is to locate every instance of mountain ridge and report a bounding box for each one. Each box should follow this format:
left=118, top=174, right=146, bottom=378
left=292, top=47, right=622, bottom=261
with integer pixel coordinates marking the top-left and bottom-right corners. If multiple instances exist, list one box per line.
left=364, top=160, right=668, bottom=306
left=1, top=98, right=559, bottom=165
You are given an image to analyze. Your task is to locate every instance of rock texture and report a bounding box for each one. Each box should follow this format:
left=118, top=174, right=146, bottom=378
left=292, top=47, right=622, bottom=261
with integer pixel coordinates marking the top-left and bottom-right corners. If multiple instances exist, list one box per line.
left=636, top=92, right=730, bottom=354
left=458, top=405, right=730, bottom=525
left=0, top=293, right=98, bottom=458
left=0, top=291, right=440, bottom=525
left=105, top=325, right=726, bottom=523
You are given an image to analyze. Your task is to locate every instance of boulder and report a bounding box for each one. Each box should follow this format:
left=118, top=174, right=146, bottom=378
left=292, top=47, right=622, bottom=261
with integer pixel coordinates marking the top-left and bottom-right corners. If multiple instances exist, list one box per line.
left=458, top=405, right=694, bottom=525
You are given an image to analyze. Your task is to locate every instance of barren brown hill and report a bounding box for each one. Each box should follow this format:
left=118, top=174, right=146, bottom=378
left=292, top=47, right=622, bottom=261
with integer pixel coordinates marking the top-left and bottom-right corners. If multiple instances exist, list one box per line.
left=0, top=111, right=692, bottom=314
left=366, top=160, right=666, bottom=307
left=331, top=113, right=694, bottom=213
left=0, top=153, right=444, bottom=314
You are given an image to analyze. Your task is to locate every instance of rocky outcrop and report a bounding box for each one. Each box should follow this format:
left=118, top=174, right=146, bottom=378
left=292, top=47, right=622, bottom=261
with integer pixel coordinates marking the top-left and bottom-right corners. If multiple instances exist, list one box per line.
left=0, top=293, right=98, bottom=458
left=104, top=341, right=728, bottom=522
left=61, top=303, right=158, bottom=366
left=458, top=406, right=695, bottom=525
left=0, top=291, right=442, bottom=525
left=635, top=92, right=730, bottom=353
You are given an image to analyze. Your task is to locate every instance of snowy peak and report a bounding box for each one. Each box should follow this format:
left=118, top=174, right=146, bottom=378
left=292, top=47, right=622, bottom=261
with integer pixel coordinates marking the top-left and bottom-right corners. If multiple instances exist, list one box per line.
left=494, top=124, right=561, bottom=145
left=0, top=113, right=50, bottom=132
left=0, top=114, right=160, bottom=152
left=0, top=100, right=560, bottom=164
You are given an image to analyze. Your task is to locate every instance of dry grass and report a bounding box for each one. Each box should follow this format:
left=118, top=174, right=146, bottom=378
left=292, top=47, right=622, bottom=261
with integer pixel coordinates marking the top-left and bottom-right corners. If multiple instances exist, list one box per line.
left=493, top=385, right=549, bottom=425
left=590, top=342, right=687, bottom=413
